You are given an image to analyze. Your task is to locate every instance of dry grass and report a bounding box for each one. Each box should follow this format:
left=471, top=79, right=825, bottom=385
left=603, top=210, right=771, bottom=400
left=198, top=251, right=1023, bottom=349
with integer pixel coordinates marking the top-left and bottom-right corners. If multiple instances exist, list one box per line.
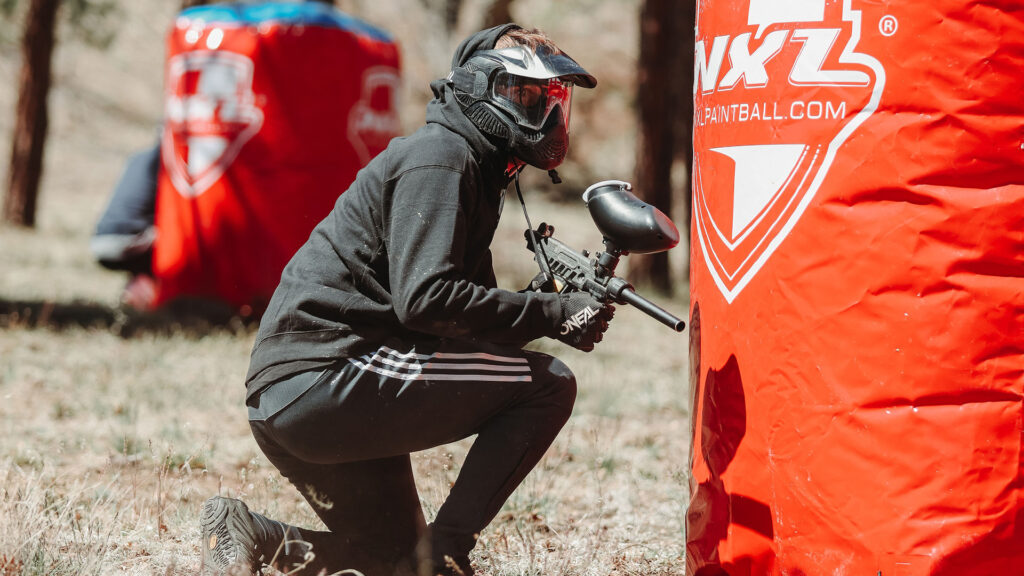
left=0, top=196, right=691, bottom=575
left=0, top=1, right=690, bottom=574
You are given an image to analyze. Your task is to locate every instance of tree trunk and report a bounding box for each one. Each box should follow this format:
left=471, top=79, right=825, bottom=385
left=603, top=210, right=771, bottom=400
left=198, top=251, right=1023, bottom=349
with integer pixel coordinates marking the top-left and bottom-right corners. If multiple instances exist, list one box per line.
left=484, top=0, right=513, bottom=28
left=631, top=0, right=684, bottom=292
left=676, top=1, right=696, bottom=269
left=3, top=0, right=59, bottom=228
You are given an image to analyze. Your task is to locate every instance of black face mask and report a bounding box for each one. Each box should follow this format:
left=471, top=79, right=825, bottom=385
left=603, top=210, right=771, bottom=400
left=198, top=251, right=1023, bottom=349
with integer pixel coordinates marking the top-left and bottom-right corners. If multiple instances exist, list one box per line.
left=447, top=45, right=596, bottom=170
left=510, top=104, right=569, bottom=170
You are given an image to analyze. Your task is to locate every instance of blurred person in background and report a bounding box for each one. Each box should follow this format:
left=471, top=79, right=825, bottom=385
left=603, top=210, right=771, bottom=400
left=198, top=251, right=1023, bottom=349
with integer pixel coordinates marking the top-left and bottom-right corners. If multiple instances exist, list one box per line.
left=199, top=24, right=611, bottom=576
left=89, top=142, right=160, bottom=309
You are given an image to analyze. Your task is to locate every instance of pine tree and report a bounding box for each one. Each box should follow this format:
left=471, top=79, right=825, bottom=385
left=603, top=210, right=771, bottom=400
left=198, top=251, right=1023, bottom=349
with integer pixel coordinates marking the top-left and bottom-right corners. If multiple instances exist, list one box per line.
left=631, top=0, right=695, bottom=292
left=3, top=0, right=59, bottom=227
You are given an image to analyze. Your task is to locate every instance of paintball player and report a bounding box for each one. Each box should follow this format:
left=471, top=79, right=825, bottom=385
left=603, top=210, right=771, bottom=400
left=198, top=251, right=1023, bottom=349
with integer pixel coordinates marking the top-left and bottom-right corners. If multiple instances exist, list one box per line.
left=90, top=143, right=160, bottom=309
left=200, top=24, right=612, bottom=576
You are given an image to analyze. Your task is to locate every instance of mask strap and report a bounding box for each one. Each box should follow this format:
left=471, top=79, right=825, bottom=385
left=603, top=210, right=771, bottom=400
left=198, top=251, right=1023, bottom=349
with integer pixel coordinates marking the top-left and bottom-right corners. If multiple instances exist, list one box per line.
left=448, top=67, right=488, bottom=97
left=513, top=171, right=556, bottom=286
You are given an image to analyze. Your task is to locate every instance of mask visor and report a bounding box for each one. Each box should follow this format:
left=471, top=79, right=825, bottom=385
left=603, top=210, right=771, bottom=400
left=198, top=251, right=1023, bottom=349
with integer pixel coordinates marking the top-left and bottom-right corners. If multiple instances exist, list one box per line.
left=491, top=72, right=573, bottom=131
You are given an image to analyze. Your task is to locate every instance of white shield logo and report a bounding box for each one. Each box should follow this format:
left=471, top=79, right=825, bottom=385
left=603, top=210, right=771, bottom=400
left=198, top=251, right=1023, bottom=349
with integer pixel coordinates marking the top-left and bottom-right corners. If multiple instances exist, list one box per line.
left=348, top=66, right=401, bottom=164
left=693, top=0, right=886, bottom=303
left=162, top=51, right=264, bottom=198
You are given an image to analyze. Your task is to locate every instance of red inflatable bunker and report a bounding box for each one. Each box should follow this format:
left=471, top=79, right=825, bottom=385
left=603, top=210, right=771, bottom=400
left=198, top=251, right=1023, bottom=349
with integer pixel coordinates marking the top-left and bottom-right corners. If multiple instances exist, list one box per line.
left=153, top=2, right=401, bottom=311
left=688, top=0, right=1023, bottom=574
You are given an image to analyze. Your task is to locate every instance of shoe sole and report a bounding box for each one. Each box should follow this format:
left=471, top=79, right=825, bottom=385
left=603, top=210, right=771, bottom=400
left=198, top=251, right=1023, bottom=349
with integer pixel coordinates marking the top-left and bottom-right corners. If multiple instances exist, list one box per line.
left=200, top=496, right=259, bottom=575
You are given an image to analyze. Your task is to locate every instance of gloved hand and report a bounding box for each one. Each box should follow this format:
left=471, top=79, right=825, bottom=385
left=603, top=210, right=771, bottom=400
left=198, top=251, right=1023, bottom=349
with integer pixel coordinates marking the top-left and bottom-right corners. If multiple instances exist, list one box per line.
left=556, top=292, right=614, bottom=352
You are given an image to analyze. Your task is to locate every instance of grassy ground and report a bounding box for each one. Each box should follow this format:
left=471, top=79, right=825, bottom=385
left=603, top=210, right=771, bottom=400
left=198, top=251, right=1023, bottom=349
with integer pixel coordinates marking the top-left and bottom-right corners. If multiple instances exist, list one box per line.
left=0, top=1, right=690, bottom=574
left=0, top=190, right=691, bottom=576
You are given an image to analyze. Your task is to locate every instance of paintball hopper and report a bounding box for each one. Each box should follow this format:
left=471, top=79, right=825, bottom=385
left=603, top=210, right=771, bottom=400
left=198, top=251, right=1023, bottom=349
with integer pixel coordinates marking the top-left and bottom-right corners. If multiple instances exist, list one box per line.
left=522, top=178, right=685, bottom=331
left=582, top=181, right=679, bottom=254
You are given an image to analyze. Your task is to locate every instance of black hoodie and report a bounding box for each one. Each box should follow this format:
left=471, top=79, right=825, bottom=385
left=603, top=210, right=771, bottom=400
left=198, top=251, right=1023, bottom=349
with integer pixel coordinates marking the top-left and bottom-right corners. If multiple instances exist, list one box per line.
left=245, top=25, right=564, bottom=398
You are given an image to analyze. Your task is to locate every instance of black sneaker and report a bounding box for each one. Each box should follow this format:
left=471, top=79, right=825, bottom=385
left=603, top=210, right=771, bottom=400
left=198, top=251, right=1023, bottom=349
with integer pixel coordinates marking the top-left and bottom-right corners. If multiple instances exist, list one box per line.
left=200, top=496, right=262, bottom=575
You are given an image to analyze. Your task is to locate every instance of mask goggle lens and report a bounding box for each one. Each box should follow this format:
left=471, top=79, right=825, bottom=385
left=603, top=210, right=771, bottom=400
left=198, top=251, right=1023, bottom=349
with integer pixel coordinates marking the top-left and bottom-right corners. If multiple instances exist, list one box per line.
left=492, top=71, right=573, bottom=131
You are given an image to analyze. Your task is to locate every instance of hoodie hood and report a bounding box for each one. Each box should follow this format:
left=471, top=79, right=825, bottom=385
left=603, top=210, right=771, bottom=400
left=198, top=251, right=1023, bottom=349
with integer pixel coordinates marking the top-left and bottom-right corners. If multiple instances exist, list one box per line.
left=426, top=24, right=521, bottom=174
left=448, top=23, right=521, bottom=71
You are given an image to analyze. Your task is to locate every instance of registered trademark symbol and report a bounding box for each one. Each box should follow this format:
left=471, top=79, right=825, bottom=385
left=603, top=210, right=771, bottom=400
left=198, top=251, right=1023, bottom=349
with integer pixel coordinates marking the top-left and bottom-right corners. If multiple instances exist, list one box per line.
left=879, top=15, right=898, bottom=36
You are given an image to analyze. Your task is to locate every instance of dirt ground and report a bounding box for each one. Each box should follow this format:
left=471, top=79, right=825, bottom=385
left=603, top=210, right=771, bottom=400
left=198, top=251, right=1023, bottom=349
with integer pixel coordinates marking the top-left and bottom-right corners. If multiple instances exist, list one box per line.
left=0, top=1, right=691, bottom=574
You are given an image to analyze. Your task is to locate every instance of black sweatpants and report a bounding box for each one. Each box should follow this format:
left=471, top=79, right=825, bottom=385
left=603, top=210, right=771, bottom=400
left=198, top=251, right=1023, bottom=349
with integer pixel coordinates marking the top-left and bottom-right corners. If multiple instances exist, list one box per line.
left=246, top=339, right=577, bottom=575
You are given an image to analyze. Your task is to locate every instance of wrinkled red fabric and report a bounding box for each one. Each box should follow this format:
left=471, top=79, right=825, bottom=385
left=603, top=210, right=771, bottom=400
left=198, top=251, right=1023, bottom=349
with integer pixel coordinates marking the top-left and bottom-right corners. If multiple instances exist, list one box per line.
left=688, top=1, right=1024, bottom=574
left=153, top=10, right=400, bottom=311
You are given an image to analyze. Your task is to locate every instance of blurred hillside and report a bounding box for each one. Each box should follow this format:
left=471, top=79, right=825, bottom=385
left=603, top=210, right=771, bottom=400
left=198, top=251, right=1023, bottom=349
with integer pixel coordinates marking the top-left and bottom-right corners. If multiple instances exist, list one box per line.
left=0, top=2, right=638, bottom=193
left=0, top=0, right=690, bottom=284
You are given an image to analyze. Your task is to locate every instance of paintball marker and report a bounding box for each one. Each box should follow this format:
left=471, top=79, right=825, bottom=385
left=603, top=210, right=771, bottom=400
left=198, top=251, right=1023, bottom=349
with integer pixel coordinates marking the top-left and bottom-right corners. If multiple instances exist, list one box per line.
left=523, top=180, right=686, bottom=332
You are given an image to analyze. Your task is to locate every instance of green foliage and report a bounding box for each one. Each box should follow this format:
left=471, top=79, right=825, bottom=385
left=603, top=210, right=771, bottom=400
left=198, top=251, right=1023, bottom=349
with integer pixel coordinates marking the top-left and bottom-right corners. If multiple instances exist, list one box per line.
left=0, top=0, right=19, bottom=47
left=63, top=0, right=121, bottom=49
left=0, top=0, right=121, bottom=49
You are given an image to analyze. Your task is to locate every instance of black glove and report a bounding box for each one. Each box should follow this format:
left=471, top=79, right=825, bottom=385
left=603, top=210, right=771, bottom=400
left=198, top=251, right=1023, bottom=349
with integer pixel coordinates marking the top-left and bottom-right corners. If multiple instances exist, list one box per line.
left=556, top=292, right=614, bottom=352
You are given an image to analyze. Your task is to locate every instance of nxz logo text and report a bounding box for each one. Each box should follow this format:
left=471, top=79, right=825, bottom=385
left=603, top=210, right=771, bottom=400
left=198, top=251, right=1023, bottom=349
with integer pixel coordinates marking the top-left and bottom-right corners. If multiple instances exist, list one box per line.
left=695, top=28, right=870, bottom=95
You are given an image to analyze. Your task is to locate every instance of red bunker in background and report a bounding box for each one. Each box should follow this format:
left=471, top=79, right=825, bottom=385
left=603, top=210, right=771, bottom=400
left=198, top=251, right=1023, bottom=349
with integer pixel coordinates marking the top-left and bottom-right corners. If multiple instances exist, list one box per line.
left=153, top=2, right=401, bottom=312
left=688, top=0, right=1023, bottom=574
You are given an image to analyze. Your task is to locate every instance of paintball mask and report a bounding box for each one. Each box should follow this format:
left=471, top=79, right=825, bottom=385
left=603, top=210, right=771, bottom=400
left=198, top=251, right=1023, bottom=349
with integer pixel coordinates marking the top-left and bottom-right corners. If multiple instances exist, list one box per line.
left=449, top=44, right=596, bottom=169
